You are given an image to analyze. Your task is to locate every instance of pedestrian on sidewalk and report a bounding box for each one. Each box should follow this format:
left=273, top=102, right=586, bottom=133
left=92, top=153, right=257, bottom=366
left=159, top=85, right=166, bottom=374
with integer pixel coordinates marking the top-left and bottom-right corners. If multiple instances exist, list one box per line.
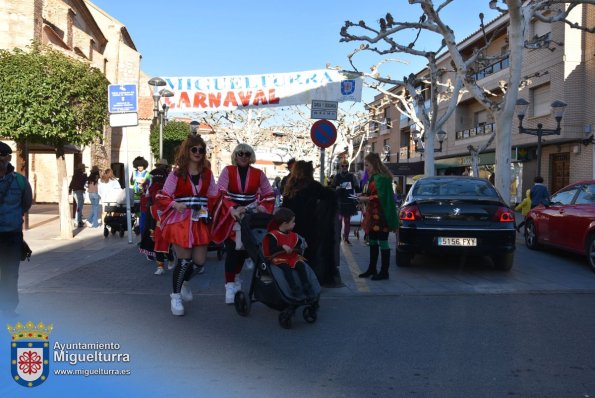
left=330, top=160, right=360, bottom=245
left=156, top=135, right=218, bottom=316
left=211, top=143, right=275, bottom=304
left=69, top=163, right=88, bottom=227
left=357, top=152, right=398, bottom=281
left=515, top=189, right=531, bottom=232
left=530, top=176, right=551, bottom=209
left=0, top=141, right=32, bottom=318
left=86, top=166, right=101, bottom=228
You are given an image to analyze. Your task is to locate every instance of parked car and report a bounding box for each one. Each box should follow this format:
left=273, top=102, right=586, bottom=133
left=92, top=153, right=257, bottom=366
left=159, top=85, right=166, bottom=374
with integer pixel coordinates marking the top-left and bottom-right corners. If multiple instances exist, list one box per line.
left=397, top=176, right=516, bottom=270
left=524, top=180, right=595, bottom=272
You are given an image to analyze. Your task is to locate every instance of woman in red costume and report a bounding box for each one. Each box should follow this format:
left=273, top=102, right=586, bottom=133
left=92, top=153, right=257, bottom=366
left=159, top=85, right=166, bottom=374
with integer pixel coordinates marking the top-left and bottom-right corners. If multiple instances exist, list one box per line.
left=157, top=134, right=218, bottom=316
left=211, top=143, right=275, bottom=304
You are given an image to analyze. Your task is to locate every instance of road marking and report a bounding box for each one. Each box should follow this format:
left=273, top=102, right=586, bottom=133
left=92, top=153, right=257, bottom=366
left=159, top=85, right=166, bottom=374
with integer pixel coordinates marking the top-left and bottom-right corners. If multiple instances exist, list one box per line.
left=341, top=243, right=370, bottom=293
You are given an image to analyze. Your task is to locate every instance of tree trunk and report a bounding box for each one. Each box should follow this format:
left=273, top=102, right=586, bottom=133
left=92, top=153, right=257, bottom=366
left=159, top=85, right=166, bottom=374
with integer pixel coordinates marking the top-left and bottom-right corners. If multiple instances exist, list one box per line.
left=56, top=148, right=73, bottom=239
left=495, top=115, right=513, bottom=204
left=424, top=130, right=435, bottom=176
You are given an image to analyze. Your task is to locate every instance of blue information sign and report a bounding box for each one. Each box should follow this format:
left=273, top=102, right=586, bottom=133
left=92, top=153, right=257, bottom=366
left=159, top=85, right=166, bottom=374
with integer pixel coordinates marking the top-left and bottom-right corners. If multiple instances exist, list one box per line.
left=310, top=119, right=337, bottom=148
left=108, top=84, right=138, bottom=113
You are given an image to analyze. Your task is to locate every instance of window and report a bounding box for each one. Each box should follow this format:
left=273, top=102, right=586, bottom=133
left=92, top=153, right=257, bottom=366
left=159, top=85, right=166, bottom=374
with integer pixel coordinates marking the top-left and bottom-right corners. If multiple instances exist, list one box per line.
left=575, top=184, right=595, bottom=205
left=550, top=189, right=578, bottom=205
left=531, top=84, right=550, bottom=117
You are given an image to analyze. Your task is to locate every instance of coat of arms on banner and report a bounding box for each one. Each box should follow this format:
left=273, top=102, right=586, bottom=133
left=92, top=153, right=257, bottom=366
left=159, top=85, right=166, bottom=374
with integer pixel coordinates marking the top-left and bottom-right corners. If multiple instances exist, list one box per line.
left=341, top=79, right=356, bottom=96
left=7, top=321, right=53, bottom=387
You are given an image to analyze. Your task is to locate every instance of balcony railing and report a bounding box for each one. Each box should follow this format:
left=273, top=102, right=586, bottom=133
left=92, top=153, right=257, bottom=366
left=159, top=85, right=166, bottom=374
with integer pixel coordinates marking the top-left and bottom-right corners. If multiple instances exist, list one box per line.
left=455, top=122, right=495, bottom=140
left=472, top=55, right=510, bottom=81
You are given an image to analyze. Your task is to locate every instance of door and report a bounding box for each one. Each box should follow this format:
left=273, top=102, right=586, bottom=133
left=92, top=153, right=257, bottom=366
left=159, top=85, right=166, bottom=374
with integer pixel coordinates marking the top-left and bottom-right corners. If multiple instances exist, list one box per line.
left=550, top=153, right=569, bottom=194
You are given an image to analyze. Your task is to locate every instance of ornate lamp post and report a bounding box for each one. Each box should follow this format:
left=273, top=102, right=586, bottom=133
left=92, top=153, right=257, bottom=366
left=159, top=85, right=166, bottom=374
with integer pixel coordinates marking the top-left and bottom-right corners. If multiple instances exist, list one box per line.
left=515, top=98, right=567, bottom=177
left=148, top=77, right=174, bottom=160
left=189, top=120, right=199, bottom=135
left=413, top=129, right=447, bottom=153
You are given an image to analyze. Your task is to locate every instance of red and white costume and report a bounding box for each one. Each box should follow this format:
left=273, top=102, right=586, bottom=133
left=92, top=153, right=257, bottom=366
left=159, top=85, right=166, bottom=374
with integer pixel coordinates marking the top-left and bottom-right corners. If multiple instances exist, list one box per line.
left=262, top=230, right=306, bottom=268
left=156, top=168, right=218, bottom=248
left=211, top=165, right=275, bottom=244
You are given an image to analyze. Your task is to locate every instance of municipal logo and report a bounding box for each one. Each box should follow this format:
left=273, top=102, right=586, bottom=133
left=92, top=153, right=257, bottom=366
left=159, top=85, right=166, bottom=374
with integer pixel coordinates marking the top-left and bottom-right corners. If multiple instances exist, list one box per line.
left=341, top=79, right=356, bottom=95
left=7, top=321, right=53, bottom=387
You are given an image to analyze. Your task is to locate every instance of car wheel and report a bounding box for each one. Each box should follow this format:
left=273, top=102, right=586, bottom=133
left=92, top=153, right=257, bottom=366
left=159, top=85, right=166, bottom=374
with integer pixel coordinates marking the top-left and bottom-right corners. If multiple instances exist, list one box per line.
left=586, top=234, right=595, bottom=273
left=524, top=220, right=539, bottom=250
left=492, top=253, right=514, bottom=271
left=396, top=250, right=413, bottom=267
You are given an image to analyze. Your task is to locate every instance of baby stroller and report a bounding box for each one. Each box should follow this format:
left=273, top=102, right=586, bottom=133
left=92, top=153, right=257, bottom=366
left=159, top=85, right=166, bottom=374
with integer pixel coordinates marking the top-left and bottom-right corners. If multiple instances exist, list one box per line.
left=102, top=188, right=137, bottom=238
left=233, top=211, right=321, bottom=329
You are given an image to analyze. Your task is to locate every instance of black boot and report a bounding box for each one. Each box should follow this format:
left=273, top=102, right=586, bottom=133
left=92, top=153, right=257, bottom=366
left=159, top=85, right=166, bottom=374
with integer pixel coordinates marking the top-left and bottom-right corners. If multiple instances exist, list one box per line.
left=359, top=245, right=379, bottom=278
left=372, top=249, right=390, bottom=280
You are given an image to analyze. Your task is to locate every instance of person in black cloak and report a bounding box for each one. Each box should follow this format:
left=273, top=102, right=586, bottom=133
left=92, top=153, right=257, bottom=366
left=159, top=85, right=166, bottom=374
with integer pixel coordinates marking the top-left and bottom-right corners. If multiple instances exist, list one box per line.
left=282, top=160, right=343, bottom=287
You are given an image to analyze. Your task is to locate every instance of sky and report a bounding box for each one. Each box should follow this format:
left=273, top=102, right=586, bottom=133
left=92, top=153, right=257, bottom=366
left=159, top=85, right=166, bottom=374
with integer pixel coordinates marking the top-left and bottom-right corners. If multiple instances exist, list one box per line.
left=89, top=0, right=500, bottom=104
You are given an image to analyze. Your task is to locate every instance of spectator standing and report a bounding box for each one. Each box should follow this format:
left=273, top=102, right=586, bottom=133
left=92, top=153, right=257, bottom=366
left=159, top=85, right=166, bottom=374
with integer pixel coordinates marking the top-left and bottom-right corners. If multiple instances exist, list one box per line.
left=530, top=176, right=550, bottom=208
left=86, top=166, right=101, bottom=228
left=357, top=152, right=398, bottom=281
left=330, top=160, right=360, bottom=244
left=282, top=160, right=340, bottom=287
left=157, top=135, right=218, bottom=316
left=0, top=141, right=32, bottom=318
left=211, top=143, right=275, bottom=304
left=279, top=158, right=295, bottom=195
left=69, top=163, right=88, bottom=227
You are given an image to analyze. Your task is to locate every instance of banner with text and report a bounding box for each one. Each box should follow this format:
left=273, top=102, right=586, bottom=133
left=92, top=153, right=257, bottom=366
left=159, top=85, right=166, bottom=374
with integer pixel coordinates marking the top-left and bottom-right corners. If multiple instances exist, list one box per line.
left=160, top=69, right=362, bottom=114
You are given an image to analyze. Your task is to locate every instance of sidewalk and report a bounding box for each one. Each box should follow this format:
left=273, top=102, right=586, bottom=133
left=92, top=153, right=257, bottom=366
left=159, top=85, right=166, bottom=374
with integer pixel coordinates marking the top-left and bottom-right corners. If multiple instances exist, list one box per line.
left=19, top=204, right=595, bottom=300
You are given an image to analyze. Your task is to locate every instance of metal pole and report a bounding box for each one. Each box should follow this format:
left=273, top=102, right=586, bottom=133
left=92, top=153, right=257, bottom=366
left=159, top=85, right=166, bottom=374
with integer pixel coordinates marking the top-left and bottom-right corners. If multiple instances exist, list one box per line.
left=123, top=126, right=133, bottom=244
left=320, top=147, right=325, bottom=184
left=536, top=129, right=542, bottom=177
left=159, top=111, right=163, bottom=160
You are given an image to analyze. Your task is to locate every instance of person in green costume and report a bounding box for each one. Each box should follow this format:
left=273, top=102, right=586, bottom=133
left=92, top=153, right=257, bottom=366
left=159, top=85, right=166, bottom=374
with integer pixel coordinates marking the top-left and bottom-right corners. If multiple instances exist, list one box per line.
left=357, top=152, right=398, bottom=280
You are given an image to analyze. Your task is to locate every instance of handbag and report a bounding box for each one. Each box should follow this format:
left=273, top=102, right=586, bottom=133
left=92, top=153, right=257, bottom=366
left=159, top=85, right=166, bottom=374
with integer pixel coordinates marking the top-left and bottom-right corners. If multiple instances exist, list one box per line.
left=21, top=240, right=32, bottom=262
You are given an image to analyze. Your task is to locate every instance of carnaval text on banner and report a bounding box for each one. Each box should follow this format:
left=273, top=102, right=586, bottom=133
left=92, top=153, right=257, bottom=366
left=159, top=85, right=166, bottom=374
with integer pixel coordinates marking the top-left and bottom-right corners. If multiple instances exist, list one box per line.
left=160, top=69, right=362, bottom=113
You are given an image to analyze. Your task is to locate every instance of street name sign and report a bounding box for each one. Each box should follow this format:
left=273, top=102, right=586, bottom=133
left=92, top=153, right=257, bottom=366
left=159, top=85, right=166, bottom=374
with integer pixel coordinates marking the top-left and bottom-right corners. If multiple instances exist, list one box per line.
left=311, top=100, right=338, bottom=120
left=108, top=84, right=138, bottom=113
left=310, top=119, right=337, bottom=148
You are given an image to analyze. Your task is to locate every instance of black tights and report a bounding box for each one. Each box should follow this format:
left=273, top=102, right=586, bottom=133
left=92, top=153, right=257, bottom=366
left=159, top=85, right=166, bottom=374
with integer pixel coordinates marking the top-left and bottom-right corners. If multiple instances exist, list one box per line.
left=172, top=258, right=202, bottom=293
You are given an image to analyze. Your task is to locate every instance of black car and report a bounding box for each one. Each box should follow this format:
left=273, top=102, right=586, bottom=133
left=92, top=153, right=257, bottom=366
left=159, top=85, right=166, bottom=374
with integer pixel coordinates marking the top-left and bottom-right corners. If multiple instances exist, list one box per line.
left=397, top=176, right=516, bottom=270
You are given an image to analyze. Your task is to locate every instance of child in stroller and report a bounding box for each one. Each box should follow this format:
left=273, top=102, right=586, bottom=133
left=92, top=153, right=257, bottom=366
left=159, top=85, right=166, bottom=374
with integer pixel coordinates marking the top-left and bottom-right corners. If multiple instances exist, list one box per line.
left=233, top=209, right=320, bottom=329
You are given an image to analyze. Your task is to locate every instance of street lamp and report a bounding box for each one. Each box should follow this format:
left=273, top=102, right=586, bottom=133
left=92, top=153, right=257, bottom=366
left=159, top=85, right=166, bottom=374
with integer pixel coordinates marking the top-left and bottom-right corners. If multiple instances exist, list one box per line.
left=148, top=77, right=174, bottom=159
left=515, top=98, right=567, bottom=177
left=413, top=129, right=447, bottom=153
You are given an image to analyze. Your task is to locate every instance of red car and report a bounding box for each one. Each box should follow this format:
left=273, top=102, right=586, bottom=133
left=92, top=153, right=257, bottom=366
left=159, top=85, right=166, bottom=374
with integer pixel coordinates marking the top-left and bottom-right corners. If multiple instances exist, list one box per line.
left=524, top=180, right=595, bottom=272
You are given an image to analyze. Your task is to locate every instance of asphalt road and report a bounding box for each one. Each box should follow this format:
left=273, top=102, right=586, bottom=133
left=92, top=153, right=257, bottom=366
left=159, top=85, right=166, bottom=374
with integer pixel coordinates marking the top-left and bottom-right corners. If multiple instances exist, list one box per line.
left=3, top=235, right=595, bottom=398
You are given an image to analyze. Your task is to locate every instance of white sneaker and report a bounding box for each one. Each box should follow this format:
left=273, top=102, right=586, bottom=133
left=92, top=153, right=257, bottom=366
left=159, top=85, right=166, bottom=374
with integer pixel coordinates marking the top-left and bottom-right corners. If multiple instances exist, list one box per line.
left=225, top=282, right=236, bottom=304
left=180, top=281, right=193, bottom=302
left=170, top=293, right=184, bottom=316
left=234, top=275, right=242, bottom=292
left=154, top=267, right=165, bottom=276
left=85, top=221, right=93, bottom=227
left=167, top=259, right=176, bottom=270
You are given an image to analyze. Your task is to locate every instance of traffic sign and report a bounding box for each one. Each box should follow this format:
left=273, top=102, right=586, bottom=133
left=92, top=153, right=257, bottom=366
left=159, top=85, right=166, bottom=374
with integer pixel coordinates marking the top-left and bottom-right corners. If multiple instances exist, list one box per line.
left=311, top=100, right=338, bottom=120
left=109, top=112, right=138, bottom=127
left=108, top=84, right=138, bottom=113
left=310, top=119, right=337, bottom=148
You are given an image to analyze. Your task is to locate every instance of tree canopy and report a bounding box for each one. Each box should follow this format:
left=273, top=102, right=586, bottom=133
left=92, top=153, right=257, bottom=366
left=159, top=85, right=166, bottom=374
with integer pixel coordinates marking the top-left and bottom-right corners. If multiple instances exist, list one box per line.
left=0, top=43, right=109, bottom=153
left=149, top=119, right=191, bottom=163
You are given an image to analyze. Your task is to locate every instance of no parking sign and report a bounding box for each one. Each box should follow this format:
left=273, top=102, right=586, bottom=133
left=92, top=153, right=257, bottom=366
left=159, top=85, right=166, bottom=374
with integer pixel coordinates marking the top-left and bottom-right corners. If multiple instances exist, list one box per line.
left=310, top=119, right=337, bottom=148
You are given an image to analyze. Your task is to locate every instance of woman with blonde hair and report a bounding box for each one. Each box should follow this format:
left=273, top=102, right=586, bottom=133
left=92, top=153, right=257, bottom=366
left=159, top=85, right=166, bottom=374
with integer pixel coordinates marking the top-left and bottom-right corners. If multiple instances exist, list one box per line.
left=157, top=134, right=218, bottom=316
left=357, top=152, right=398, bottom=280
left=211, top=143, right=275, bottom=304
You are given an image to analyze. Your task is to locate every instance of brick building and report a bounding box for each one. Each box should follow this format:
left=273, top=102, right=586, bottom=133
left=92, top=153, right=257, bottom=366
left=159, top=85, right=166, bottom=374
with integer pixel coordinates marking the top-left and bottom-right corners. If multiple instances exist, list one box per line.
left=362, top=4, right=595, bottom=203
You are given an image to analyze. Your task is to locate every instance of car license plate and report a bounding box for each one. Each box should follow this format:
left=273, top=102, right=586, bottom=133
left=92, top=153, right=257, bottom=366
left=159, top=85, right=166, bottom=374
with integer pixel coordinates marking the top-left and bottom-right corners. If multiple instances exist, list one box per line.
left=438, top=237, right=477, bottom=246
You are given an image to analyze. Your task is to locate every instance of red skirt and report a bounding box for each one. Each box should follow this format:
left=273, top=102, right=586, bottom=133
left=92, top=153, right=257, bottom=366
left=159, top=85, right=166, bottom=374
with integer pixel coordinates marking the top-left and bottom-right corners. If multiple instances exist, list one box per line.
left=161, top=218, right=210, bottom=249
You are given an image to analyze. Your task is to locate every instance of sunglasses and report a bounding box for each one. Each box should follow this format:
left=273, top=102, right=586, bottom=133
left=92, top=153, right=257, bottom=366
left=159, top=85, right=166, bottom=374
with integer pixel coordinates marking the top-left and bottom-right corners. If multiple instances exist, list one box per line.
left=190, top=146, right=206, bottom=154
left=236, top=151, right=251, bottom=158
left=0, top=152, right=10, bottom=157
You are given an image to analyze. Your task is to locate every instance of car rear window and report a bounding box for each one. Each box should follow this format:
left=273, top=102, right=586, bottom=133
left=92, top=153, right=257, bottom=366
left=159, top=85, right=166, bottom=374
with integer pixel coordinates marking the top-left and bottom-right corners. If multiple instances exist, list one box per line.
left=413, top=179, right=498, bottom=197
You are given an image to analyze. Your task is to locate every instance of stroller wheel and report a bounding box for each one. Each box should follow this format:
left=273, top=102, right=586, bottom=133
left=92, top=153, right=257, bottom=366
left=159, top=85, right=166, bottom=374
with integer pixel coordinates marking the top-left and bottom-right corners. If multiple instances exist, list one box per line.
left=103, top=227, right=109, bottom=238
left=111, top=228, right=116, bottom=235
left=234, top=291, right=251, bottom=316
left=278, top=309, right=293, bottom=329
left=303, top=306, right=318, bottom=324
left=119, top=230, right=125, bottom=238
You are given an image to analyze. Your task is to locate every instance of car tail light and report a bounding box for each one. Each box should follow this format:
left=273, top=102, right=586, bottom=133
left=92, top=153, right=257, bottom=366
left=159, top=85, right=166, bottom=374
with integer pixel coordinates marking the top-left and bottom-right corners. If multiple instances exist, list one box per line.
left=400, top=205, right=421, bottom=221
left=493, top=206, right=515, bottom=223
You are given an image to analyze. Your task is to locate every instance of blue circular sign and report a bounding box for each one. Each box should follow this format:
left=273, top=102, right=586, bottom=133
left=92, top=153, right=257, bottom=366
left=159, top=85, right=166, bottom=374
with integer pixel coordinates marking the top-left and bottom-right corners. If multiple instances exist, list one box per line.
left=310, top=119, right=337, bottom=148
